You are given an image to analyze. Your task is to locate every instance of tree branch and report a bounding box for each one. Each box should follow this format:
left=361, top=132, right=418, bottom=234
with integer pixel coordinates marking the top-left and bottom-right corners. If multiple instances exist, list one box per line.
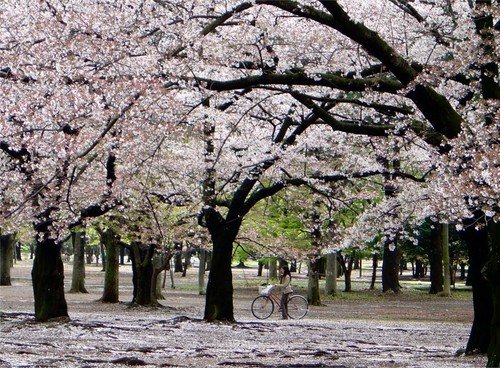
left=201, top=2, right=253, bottom=35
left=290, top=92, right=392, bottom=136
left=201, top=0, right=462, bottom=139
left=202, top=71, right=403, bottom=94
left=77, top=92, right=141, bottom=159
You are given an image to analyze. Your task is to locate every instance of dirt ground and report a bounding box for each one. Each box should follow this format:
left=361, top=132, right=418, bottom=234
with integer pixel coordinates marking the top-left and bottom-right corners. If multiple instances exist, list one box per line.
left=0, top=259, right=488, bottom=368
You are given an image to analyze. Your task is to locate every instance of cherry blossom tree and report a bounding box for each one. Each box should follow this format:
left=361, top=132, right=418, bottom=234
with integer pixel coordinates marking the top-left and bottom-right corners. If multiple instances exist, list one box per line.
left=0, top=0, right=193, bottom=320
left=186, top=0, right=499, bottom=362
left=1, top=1, right=499, bottom=365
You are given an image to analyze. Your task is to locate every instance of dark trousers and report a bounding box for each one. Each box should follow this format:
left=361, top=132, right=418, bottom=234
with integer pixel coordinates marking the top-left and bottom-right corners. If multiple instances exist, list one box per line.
left=280, top=293, right=289, bottom=319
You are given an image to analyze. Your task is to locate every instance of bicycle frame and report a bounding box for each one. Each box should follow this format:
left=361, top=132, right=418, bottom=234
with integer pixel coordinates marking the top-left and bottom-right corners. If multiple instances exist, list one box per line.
left=267, top=292, right=283, bottom=307
left=251, top=290, right=309, bottom=320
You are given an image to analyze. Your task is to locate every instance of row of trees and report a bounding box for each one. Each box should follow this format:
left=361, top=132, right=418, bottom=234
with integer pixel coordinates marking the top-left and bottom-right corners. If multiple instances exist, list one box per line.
left=0, top=0, right=498, bottom=365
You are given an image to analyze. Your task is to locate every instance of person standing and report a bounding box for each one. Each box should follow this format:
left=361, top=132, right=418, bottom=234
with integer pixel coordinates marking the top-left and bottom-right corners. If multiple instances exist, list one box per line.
left=274, top=265, right=292, bottom=319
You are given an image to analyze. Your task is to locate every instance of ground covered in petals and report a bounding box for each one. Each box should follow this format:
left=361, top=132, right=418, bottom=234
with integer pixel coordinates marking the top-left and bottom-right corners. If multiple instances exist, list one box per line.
left=0, top=260, right=488, bottom=367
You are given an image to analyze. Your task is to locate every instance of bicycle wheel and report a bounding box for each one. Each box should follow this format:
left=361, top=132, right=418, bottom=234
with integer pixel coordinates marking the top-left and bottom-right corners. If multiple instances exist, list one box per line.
left=286, top=295, right=309, bottom=319
left=251, top=295, right=274, bottom=319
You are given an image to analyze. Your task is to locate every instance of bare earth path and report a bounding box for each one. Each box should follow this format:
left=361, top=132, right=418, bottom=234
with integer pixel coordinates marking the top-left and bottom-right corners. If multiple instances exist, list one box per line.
left=0, top=259, right=488, bottom=367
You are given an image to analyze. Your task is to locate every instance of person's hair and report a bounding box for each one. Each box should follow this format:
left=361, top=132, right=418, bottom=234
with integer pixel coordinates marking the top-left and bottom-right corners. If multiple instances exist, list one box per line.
left=280, top=265, right=291, bottom=282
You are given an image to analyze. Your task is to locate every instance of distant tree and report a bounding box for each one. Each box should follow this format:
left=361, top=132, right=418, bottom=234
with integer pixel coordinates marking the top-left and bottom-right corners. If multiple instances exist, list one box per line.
left=0, top=233, right=15, bottom=286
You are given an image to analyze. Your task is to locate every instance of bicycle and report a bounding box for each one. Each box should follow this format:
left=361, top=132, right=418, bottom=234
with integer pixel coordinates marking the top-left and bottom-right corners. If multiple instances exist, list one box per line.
left=251, top=285, right=309, bottom=319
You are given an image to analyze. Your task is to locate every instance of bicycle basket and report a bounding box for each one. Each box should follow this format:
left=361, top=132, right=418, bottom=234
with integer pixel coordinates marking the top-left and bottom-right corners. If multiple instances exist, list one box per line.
left=259, top=285, right=273, bottom=295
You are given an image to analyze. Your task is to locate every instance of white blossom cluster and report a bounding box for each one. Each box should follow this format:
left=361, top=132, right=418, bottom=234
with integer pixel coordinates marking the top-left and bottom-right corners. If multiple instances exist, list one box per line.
left=0, top=0, right=497, bottom=254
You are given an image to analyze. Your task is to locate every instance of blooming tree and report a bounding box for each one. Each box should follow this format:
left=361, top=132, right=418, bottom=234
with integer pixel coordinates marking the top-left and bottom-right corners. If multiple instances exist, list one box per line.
left=183, top=0, right=499, bottom=362
left=1, top=1, right=499, bottom=364
left=0, top=0, right=199, bottom=320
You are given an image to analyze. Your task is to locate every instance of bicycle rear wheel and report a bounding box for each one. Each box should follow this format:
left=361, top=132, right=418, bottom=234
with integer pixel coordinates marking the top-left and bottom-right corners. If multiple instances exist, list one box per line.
left=286, top=295, right=309, bottom=319
left=251, top=295, right=274, bottom=319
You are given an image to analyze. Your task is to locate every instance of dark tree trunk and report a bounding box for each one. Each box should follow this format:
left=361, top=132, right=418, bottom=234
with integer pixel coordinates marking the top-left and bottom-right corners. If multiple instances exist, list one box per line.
left=31, top=239, right=69, bottom=321
left=369, top=252, right=378, bottom=290
left=257, top=260, right=264, bottom=276
left=415, top=260, right=425, bottom=278
left=471, top=2, right=500, bottom=364
left=203, top=208, right=239, bottom=322
left=460, top=261, right=467, bottom=280
left=174, top=251, right=183, bottom=273
left=307, top=258, right=321, bottom=305
left=100, top=230, right=119, bottom=303
left=130, top=242, right=156, bottom=306
left=429, top=223, right=444, bottom=294
left=205, top=251, right=212, bottom=271
left=308, top=206, right=322, bottom=304
left=119, top=245, right=126, bottom=265
left=462, top=219, right=492, bottom=354
left=204, top=234, right=235, bottom=321
left=181, top=245, right=191, bottom=277
left=16, top=242, right=22, bottom=261
left=344, top=255, right=354, bottom=292
left=69, top=230, right=88, bottom=293
left=382, top=239, right=401, bottom=293
left=0, top=234, right=14, bottom=286
left=485, top=222, right=500, bottom=366
left=268, top=258, right=278, bottom=280
left=85, top=245, right=94, bottom=264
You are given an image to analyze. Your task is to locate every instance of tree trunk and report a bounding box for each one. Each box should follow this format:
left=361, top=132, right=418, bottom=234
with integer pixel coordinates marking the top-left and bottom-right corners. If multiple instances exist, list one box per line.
left=381, top=150, right=401, bottom=293
left=0, top=234, right=14, bottom=286
left=99, top=242, right=105, bottom=269
left=369, top=252, right=378, bottom=290
left=382, top=239, right=401, bottom=293
left=153, top=254, right=169, bottom=302
left=85, top=245, right=94, bottom=264
left=174, top=247, right=183, bottom=273
left=204, top=232, right=235, bottom=321
left=203, top=207, right=239, bottom=322
left=101, top=230, right=119, bottom=303
left=307, top=259, right=321, bottom=306
left=471, top=2, right=500, bottom=363
left=324, top=252, right=337, bottom=296
left=131, top=242, right=157, bottom=306
left=415, top=259, right=425, bottom=278
left=182, top=244, right=191, bottom=277
left=31, top=239, right=69, bottom=321
left=485, top=221, right=500, bottom=366
left=268, top=258, right=278, bottom=280
left=462, top=219, right=492, bottom=354
left=198, top=249, right=207, bottom=295
left=257, top=260, right=264, bottom=276
left=442, top=223, right=451, bottom=296
left=119, top=245, right=126, bottom=265
left=429, top=223, right=444, bottom=294
left=344, top=254, right=355, bottom=292
left=15, top=241, right=22, bottom=261
left=69, top=229, right=88, bottom=293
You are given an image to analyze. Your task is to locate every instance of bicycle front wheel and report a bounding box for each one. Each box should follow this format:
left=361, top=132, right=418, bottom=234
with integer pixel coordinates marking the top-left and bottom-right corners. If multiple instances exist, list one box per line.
left=251, top=295, right=274, bottom=319
left=286, top=295, right=309, bottom=319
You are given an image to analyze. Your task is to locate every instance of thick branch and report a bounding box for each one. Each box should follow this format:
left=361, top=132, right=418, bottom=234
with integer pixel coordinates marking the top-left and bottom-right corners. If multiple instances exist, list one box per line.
left=201, top=2, right=253, bottom=35
left=202, top=71, right=402, bottom=94
left=290, top=92, right=392, bottom=136
left=242, top=171, right=381, bottom=215
left=202, top=0, right=463, bottom=139
left=0, top=142, right=30, bottom=161
left=242, top=168, right=429, bottom=216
